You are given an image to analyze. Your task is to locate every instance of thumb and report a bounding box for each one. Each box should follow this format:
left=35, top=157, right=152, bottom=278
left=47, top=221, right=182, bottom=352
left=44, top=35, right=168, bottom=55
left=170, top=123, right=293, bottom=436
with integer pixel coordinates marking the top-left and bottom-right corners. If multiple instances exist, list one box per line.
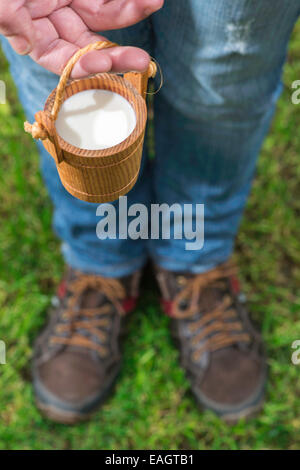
left=0, top=1, right=35, bottom=54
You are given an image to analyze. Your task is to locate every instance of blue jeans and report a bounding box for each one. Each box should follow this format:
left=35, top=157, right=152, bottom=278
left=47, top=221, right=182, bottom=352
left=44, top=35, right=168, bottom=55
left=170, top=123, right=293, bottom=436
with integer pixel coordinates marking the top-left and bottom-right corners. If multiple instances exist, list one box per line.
left=2, top=0, right=300, bottom=276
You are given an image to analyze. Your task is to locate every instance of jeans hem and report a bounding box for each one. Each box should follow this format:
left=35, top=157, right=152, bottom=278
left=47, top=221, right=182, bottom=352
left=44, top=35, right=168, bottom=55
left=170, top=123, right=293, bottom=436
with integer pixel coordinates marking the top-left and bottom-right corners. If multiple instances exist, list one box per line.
left=151, top=254, right=231, bottom=274
left=62, top=243, right=148, bottom=278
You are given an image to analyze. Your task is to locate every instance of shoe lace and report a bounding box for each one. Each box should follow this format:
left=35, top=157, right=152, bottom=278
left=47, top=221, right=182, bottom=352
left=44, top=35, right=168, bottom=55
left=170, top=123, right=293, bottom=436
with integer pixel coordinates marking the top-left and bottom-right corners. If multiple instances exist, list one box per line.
left=172, top=261, right=251, bottom=361
left=49, top=274, right=126, bottom=357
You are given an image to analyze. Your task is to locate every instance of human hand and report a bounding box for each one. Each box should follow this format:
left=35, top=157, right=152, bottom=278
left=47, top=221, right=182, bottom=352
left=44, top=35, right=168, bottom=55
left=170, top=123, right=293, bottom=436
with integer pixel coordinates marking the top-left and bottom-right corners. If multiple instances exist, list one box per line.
left=0, top=0, right=163, bottom=77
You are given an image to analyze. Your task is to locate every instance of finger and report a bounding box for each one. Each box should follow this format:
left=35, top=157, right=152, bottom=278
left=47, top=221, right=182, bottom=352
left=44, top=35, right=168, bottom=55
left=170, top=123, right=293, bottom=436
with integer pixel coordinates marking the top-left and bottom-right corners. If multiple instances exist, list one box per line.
left=30, top=17, right=111, bottom=75
left=30, top=17, right=148, bottom=77
left=49, top=6, right=98, bottom=44
left=26, top=0, right=71, bottom=18
left=49, top=8, right=149, bottom=76
left=72, top=46, right=149, bottom=77
left=0, top=0, right=35, bottom=54
left=71, top=0, right=164, bottom=31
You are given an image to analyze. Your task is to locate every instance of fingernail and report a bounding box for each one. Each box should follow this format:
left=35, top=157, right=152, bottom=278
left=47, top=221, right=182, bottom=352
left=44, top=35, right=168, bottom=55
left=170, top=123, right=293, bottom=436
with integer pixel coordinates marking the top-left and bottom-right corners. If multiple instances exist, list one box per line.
left=19, top=41, right=32, bottom=55
left=13, top=38, right=32, bottom=55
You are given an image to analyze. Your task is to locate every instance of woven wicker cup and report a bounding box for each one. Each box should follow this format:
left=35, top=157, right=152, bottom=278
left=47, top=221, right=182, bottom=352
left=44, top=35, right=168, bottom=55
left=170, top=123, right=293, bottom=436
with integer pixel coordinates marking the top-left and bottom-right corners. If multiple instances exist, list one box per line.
left=24, top=41, right=157, bottom=203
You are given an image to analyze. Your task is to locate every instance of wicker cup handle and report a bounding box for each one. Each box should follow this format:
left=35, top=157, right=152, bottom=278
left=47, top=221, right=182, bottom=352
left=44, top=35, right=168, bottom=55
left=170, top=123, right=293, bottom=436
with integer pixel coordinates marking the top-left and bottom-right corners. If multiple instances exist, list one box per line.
left=24, top=40, right=157, bottom=144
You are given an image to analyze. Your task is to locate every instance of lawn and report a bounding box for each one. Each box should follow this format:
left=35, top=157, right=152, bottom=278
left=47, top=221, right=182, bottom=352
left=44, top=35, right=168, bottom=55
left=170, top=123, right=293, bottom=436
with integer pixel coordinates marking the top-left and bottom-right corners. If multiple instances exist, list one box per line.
left=0, top=25, right=300, bottom=450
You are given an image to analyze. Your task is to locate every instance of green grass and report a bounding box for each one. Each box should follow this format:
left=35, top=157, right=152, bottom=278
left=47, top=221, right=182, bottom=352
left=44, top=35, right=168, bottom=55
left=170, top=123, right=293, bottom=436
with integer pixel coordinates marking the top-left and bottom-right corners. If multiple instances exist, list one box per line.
left=0, top=28, right=300, bottom=450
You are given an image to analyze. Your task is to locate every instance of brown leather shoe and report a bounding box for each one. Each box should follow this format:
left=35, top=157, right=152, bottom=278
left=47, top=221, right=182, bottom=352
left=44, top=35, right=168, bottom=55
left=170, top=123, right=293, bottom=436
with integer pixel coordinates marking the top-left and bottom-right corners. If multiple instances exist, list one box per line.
left=33, top=267, right=140, bottom=424
left=156, top=260, right=267, bottom=423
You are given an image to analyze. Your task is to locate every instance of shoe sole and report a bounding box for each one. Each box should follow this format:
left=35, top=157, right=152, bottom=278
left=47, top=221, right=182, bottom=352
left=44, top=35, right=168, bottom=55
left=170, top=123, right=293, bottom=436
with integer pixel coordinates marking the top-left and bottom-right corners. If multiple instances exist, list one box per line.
left=34, top=368, right=120, bottom=425
left=36, top=400, right=94, bottom=425
left=37, top=381, right=264, bottom=426
left=192, top=386, right=265, bottom=425
left=219, top=397, right=265, bottom=425
left=170, top=323, right=266, bottom=424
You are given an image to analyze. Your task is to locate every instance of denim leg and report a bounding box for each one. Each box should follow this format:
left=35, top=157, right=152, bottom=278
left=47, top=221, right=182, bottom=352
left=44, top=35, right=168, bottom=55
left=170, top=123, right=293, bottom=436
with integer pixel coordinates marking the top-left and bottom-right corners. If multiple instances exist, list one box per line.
left=149, top=0, right=300, bottom=273
left=1, top=19, right=153, bottom=277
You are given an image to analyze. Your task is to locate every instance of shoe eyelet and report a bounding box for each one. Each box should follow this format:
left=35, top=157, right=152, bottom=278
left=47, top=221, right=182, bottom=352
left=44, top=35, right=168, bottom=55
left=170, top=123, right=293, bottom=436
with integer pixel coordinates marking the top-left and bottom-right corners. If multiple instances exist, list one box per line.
left=177, top=276, right=187, bottom=286
left=179, top=299, right=189, bottom=310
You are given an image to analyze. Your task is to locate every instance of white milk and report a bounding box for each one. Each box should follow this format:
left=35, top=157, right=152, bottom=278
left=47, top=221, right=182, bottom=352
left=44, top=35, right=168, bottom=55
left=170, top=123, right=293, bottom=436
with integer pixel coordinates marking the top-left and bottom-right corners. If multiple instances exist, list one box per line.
left=55, top=89, right=136, bottom=150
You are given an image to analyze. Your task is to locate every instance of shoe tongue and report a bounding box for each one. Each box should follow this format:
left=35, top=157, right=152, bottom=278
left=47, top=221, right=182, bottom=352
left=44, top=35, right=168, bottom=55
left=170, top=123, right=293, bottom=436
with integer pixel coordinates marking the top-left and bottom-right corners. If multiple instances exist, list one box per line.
left=66, top=272, right=134, bottom=310
left=80, top=274, right=134, bottom=308
left=198, top=284, right=225, bottom=313
left=80, top=288, right=106, bottom=309
left=172, top=272, right=229, bottom=314
left=64, top=267, right=139, bottom=312
left=65, top=270, right=106, bottom=309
